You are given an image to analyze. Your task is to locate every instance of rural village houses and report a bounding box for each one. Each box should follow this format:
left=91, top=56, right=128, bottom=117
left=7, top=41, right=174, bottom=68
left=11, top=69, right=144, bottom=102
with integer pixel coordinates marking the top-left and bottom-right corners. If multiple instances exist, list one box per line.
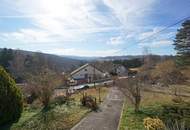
left=69, top=63, right=128, bottom=85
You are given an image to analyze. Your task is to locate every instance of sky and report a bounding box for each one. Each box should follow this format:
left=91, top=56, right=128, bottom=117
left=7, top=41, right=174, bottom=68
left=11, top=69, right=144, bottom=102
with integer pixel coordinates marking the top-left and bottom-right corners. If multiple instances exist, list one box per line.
left=0, top=0, right=190, bottom=57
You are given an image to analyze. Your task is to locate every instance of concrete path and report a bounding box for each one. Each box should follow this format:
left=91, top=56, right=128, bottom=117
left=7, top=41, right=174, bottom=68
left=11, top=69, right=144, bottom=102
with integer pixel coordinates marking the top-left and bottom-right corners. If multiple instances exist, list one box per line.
left=71, top=87, right=124, bottom=130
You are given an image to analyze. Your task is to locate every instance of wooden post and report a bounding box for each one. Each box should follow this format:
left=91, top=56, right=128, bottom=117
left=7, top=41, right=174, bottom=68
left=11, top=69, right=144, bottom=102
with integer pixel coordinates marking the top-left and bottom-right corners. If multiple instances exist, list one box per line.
left=98, top=87, right=101, bottom=102
left=93, top=64, right=96, bottom=88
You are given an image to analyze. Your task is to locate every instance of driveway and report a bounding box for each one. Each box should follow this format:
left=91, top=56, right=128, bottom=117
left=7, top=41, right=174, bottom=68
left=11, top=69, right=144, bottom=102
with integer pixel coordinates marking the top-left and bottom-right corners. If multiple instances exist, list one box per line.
left=71, top=87, right=124, bottom=130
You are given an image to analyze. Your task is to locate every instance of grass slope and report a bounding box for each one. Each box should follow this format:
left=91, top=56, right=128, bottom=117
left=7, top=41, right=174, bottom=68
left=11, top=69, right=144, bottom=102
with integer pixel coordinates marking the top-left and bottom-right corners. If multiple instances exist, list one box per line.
left=119, top=90, right=190, bottom=130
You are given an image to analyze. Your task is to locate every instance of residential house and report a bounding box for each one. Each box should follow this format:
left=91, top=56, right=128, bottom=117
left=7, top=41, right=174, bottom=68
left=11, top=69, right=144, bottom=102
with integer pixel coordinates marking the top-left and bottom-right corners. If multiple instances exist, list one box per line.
left=116, top=65, right=128, bottom=76
left=70, top=63, right=106, bottom=85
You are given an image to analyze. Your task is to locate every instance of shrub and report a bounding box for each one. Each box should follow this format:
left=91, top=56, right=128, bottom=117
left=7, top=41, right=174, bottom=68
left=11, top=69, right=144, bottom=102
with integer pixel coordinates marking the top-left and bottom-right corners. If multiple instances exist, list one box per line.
left=80, top=95, right=98, bottom=111
left=172, top=96, right=183, bottom=104
left=0, top=66, right=23, bottom=125
left=162, top=102, right=190, bottom=129
left=143, top=117, right=165, bottom=130
left=51, top=95, right=66, bottom=105
left=151, top=60, right=187, bottom=86
left=26, top=92, right=38, bottom=104
left=26, top=69, right=62, bottom=109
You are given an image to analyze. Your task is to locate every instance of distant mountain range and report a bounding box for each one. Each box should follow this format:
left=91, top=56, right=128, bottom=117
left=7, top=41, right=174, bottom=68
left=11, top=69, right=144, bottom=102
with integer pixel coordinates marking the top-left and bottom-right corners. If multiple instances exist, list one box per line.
left=62, top=55, right=173, bottom=61
left=62, top=55, right=143, bottom=61
left=0, top=48, right=174, bottom=71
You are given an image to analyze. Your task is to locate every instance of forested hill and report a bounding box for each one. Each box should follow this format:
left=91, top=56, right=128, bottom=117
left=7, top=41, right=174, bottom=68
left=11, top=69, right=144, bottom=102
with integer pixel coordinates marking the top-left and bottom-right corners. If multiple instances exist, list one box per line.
left=0, top=48, right=85, bottom=82
left=0, top=48, right=174, bottom=83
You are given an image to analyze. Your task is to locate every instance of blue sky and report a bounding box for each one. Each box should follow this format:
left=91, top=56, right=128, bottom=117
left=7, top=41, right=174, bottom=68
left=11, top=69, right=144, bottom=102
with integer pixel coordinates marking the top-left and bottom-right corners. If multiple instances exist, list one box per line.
left=0, top=0, right=190, bottom=57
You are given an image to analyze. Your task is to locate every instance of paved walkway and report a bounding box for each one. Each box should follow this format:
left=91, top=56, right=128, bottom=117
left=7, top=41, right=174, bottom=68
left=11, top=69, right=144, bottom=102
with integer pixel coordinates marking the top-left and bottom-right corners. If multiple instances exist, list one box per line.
left=71, top=87, right=124, bottom=130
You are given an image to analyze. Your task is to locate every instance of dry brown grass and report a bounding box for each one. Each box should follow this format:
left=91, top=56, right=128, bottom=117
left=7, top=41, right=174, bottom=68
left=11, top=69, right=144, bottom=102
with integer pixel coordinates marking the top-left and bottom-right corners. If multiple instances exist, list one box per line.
left=141, top=91, right=173, bottom=106
left=141, top=85, right=190, bottom=110
left=143, top=84, right=190, bottom=99
left=181, top=66, right=190, bottom=79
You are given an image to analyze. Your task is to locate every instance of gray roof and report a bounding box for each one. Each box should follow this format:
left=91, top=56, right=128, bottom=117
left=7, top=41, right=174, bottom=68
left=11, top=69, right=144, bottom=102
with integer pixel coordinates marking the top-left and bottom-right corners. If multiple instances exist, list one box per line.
left=70, top=63, right=89, bottom=76
left=70, top=63, right=105, bottom=76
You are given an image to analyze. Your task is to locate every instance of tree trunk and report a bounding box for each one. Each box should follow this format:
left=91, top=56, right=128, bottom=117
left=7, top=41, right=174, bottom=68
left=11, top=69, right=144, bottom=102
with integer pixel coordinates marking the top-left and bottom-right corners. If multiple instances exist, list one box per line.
left=134, top=102, right=140, bottom=113
left=134, top=95, right=141, bottom=113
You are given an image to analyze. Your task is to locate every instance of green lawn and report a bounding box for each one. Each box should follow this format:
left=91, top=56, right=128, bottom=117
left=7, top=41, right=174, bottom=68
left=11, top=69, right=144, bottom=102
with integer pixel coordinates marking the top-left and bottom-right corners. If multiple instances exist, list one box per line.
left=1, top=86, right=109, bottom=130
left=119, top=103, right=163, bottom=130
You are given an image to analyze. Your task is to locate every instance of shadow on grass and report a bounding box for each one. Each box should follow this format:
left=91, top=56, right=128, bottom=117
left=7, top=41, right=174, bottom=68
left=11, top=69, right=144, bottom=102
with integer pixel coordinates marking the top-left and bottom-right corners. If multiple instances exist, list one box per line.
left=129, top=105, right=163, bottom=118
left=0, top=123, right=12, bottom=130
left=0, top=108, right=42, bottom=130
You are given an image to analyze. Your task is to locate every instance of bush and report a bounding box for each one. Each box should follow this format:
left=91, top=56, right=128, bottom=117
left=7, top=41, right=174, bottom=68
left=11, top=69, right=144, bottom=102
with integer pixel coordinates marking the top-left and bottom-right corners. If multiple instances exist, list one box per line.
left=143, top=117, right=165, bottom=130
left=161, top=102, right=190, bottom=129
left=151, top=60, right=187, bottom=86
left=51, top=95, right=66, bottom=105
left=0, top=66, right=23, bottom=125
left=172, top=96, right=183, bottom=104
left=26, top=92, right=38, bottom=104
left=80, top=95, right=98, bottom=111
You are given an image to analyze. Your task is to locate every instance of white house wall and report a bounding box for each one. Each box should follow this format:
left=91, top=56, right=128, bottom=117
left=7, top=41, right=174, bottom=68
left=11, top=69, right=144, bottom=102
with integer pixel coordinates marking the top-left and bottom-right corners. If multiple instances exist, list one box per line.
left=117, top=66, right=128, bottom=76
left=72, top=65, right=104, bottom=80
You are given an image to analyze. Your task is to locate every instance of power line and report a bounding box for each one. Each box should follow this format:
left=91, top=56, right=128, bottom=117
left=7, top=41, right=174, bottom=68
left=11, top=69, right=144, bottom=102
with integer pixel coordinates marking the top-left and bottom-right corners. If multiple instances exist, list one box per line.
left=139, top=15, right=190, bottom=43
left=114, top=15, right=190, bottom=54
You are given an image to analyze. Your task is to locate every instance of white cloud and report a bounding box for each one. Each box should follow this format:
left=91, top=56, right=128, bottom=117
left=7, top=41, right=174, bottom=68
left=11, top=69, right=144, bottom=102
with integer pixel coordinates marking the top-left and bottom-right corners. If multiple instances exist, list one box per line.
left=44, top=48, right=121, bottom=57
left=138, top=27, right=176, bottom=48
left=103, top=0, right=156, bottom=29
left=140, top=40, right=173, bottom=48
left=1, top=0, right=156, bottom=42
left=0, top=0, right=158, bottom=56
left=1, top=29, right=52, bottom=43
left=0, top=27, right=120, bottom=43
left=1, top=0, right=118, bottom=43
left=107, top=36, right=124, bottom=45
left=152, top=40, right=173, bottom=47
left=139, top=27, right=163, bottom=40
left=14, top=0, right=115, bottom=32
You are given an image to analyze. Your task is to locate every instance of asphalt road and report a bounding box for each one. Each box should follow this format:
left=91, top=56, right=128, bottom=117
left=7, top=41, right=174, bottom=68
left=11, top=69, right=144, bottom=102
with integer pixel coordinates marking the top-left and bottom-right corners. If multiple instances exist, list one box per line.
left=71, top=87, right=124, bottom=130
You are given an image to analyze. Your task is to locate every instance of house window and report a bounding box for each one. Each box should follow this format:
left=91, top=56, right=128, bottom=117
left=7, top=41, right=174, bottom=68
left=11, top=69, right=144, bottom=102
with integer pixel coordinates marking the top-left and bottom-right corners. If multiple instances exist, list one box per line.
left=85, top=74, right=88, bottom=78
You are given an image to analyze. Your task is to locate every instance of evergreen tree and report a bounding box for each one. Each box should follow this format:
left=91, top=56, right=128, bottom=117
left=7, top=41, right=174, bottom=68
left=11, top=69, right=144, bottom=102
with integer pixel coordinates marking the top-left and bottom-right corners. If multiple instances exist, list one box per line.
left=0, top=66, right=23, bottom=125
left=174, top=20, right=190, bottom=66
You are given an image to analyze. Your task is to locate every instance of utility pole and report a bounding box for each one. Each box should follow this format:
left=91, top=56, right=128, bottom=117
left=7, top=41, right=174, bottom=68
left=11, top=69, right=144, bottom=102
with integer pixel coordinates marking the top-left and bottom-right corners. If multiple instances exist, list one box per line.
left=98, top=87, right=101, bottom=102
left=93, top=63, right=101, bottom=102
left=93, top=64, right=96, bottom=88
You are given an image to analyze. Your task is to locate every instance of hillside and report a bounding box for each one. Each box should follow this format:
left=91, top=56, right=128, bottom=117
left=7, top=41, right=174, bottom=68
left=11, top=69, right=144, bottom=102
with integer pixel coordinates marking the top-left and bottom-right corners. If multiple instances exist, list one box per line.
left=0, top=48, right=85, bottom=82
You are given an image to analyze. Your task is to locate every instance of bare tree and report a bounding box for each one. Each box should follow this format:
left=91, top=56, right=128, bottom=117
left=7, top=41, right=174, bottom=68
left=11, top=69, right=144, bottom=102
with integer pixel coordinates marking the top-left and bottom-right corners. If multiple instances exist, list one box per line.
left=116, top=77, right=142, bottom=112
left=116, top=47, right=153, bottom=113
left=26, top=69, right=62, bottom=109
left=61, top=73, right=72, bottom=105
left=9, top=50, right=26, bottom=82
